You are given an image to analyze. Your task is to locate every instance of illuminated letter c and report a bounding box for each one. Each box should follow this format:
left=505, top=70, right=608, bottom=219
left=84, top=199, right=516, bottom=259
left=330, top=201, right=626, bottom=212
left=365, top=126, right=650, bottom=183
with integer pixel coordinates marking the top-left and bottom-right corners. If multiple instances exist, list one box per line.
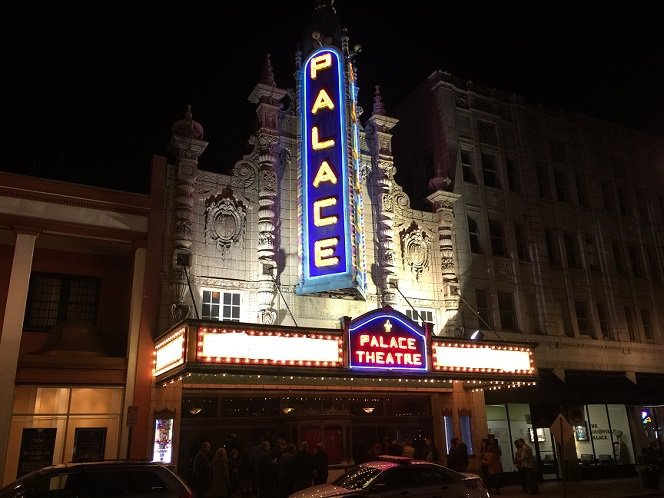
left=313, top=197, right=338, bottom=226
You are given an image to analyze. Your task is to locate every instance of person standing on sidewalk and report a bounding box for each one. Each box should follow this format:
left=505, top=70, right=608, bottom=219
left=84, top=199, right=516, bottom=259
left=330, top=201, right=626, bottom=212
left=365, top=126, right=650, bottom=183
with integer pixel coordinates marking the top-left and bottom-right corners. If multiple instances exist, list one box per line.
left=516, top=438, right=539, bottom=495
left=191, top=441, right=212, bottom=498
left=447, top=438, right=469, bottom=472
left=481, top=444, right=503, bottom=494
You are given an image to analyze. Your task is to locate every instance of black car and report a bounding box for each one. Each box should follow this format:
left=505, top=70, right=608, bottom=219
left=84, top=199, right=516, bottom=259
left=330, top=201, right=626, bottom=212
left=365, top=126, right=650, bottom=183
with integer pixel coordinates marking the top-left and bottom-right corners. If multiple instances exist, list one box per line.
left=0, top=460, right=191, bottom=498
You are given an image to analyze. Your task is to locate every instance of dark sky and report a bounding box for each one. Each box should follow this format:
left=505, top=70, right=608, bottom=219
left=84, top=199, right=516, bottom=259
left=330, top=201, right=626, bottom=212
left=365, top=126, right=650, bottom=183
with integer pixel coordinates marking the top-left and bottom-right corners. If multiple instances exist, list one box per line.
left=4, top=2, right=663, bottom=193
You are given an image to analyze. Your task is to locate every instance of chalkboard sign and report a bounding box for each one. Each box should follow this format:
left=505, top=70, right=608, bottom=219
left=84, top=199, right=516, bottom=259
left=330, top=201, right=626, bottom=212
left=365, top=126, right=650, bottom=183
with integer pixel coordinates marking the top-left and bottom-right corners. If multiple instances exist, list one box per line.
left=73, top=427, right=107, bottom=462
left=17, top=428, right=57, bottom=477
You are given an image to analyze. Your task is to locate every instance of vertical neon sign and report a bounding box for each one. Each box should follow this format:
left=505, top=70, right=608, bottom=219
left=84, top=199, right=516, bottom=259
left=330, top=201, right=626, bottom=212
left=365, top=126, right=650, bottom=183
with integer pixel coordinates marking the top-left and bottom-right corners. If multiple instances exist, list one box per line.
left=298, top=47, right=353, bottom=294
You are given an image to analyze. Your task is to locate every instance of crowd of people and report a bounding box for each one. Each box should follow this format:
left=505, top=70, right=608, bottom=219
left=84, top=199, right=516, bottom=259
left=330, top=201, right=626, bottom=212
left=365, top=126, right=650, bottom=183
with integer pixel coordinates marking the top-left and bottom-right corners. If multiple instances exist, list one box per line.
left=187, top=433, right=541, bottom=497
left=353, top=436, right=440, bottom=464
left=187, top=438, right=329, bottom=498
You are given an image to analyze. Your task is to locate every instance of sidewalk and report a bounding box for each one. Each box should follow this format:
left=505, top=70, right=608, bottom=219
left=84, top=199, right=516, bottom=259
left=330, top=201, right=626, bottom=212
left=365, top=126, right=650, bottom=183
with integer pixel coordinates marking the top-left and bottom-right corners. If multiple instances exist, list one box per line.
left=495, top=477, right=663, bottom=498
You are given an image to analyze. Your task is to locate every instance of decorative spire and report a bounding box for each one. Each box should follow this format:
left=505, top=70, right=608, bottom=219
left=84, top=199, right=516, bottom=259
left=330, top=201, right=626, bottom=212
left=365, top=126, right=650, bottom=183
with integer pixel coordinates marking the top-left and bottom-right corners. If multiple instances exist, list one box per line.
left=372, top=85, right=386, bottom=116
left=171, top=105, right=204, bottom=140
left=261, top=53, right=276, bottom=87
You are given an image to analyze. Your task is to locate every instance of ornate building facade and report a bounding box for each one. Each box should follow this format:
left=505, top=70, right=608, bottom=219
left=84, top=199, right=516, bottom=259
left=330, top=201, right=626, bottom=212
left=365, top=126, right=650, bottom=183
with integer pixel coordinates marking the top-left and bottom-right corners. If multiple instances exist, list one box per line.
left=149, top=3, right=536, bottom=479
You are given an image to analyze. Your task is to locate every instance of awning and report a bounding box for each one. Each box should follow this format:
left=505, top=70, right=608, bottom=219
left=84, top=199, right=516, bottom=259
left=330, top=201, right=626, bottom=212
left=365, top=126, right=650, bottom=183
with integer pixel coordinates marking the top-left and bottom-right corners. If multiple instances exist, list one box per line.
left=564, top=372, right=655, bottom=405
left=634, top=373, right=664, bottom=405
left=485, top=370, right=662, bottom=407
left=484, top=370, right=585, bottom=405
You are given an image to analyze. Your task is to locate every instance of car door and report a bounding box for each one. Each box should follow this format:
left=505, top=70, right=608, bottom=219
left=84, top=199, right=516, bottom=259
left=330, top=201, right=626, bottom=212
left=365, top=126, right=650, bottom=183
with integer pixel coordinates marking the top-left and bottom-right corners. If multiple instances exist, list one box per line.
left=369, top=465, right=467, bottom=498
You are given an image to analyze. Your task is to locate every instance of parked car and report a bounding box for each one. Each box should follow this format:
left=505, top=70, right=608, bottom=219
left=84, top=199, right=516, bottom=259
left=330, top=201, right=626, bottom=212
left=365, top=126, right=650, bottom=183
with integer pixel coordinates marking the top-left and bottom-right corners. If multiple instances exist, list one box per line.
left=0, top=460, right=191, bottom=498
left=288, top=455, right=490, bottom=498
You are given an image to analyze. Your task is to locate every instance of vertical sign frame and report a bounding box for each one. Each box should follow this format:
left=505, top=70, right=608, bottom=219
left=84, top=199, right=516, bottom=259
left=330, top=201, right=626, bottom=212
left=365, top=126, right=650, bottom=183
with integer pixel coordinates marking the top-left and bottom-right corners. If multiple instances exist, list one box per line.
left=298, top=47, right=353, bottom=295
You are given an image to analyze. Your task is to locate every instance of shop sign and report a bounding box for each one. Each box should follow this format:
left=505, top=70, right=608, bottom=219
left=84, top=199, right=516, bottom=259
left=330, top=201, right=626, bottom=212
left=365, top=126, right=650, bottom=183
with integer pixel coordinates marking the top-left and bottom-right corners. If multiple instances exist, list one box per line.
left=432, top=343, right=533, bottom=373
left=154, top=327, right=186, bottom=377
left=348, top=310, right=428, bottom=372
left=197, top=327, right=343, bottom=367
left=72, top=427, right=107, bottom=462
left=298, top=47, right=354, bottom=295
left=17, top=428, right=57, bottom=478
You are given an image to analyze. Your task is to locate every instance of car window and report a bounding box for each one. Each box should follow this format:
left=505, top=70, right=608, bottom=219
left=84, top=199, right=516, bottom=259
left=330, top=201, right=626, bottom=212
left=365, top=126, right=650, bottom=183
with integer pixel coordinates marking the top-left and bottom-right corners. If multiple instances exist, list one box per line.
left=375, top=467, right=412, bottom=489
left=410, top=467, right=456, bottom=486
left=64, top=471, right=107, bottom=498
left=333, top=466, right=382, bottom=490
left=111, top=470, right=169, bottom=496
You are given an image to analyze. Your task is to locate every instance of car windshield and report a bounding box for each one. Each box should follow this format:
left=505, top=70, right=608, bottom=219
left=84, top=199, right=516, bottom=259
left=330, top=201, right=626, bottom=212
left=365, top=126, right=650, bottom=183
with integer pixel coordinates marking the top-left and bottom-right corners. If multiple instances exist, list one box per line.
left=332, top=465, right=382, bottom=490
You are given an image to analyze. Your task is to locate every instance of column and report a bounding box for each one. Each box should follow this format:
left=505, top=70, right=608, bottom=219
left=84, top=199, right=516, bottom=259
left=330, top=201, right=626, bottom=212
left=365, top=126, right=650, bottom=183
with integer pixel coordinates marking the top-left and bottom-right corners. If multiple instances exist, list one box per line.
left=119, top=246, right=146, bottom=458
left=0, top=231, right=37, bottom=481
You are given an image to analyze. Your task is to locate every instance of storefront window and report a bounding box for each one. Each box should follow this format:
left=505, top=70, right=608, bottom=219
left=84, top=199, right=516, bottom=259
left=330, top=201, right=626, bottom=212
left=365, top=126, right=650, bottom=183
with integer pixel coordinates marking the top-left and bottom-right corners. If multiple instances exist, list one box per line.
left=587, top=405, right=612, bottom=461
left=7, top=387, right=122, bottom=484
left=486, top=404, right=511, bottom=472
left=607, top=404, right=633, bottom=464
left=443, top=415, right=453, bottom=455
left=636, top=405, right=662, bottom=463
left=460, top=414, right=473, bottom=454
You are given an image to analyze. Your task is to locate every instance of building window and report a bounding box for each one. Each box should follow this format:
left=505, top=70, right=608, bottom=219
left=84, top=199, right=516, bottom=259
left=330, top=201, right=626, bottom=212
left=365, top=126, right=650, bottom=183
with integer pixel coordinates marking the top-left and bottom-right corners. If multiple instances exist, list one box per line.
left=575, top=175, right=590, bottom=207
left=461, top=150, right=477, bottom=184
left=405, top=309, right=434, bottom=332
left=498, top=292, right=517, bottom=331
left=612, top=156, right=627, bottom=179
left=514, top=223, right=530, bottom=262
left=641, top=309, right=654, bottom=341
left=524, top=294, right=541, bottom=334
left=477, top=120, right=499, bottom=146
left=637, top=190, right=650, bottom=220
left=628, top=245, right=643, bottom=278
left=202, top=290, right=241, bottom=321
left=475, top=288, right=492, bottom=329
left=489, top=219, right=506, bottom=257
left=481, top=153, right=501, bottom=189
left=554, top=170, right=569, bottom=203
left=617, top=188, right=634, bottom=217
left=601, top=182, right=616, bottom=214
left=545, top=229, right=560, bottom=264
left=468, top=216, right=482, bottom=254
left=506, top=158, right=521, bottom=193
left=612, top=240, right=625, bottom=274
left=536, top=166, right=550, bottom=199
left=25, top=273, right=100, bottom=331
left=596, top=303, right=612, bottom=340
left=584, top=235, right=600, bottom=272
left=646, top=246, right=661, bottom=281
left=548, top=138, right=567, bottom=163
left=625, top=307, right=638, bottom=342
left=575, top=301, right=591, bottom=336
left=563, top=233, right=581, bottom=269
left=560, top=298, right=574, bottom=337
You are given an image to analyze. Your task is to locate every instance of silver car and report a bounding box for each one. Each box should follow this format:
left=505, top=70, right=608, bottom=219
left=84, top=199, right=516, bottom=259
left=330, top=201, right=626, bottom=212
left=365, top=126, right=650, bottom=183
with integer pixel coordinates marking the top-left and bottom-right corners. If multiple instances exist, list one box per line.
left=288, top=456, right=490, bottom=498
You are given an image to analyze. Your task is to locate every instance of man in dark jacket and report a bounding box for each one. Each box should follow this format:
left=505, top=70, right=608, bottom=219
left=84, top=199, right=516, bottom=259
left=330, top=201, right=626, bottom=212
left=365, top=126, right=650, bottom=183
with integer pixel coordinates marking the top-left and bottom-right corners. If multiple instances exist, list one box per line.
left=291, top=441, right=314, bottom=491
left=312, top=443, right=329, bottom=485
left=191, top=441, right=212, bottom=498
left=447, top=438, right=469, bottom=472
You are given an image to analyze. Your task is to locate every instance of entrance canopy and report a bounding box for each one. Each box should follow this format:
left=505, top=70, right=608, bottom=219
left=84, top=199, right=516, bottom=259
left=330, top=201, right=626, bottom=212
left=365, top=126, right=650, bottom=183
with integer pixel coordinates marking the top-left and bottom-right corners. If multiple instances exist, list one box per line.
left=153, top=308, right=538, bottom=390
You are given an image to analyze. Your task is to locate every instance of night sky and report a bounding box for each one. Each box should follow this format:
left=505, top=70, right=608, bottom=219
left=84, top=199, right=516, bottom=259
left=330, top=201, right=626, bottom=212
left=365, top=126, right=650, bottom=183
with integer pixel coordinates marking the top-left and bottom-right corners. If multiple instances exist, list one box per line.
left=4, top=2, right=663, bottom=193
